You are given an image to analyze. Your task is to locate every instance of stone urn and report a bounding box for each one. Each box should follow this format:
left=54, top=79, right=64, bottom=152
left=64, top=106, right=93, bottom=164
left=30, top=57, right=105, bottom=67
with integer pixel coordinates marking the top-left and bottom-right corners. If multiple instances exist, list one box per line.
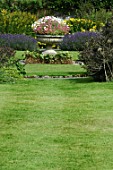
left=37, top=35, right=64, bottom=55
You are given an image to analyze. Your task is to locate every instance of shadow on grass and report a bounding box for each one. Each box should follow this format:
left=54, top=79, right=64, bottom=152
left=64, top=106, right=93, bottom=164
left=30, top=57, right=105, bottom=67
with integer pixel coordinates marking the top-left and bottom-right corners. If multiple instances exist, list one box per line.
left=67, top=71, right=86, bottom=75
left=68, top=77, right=94, bottom=84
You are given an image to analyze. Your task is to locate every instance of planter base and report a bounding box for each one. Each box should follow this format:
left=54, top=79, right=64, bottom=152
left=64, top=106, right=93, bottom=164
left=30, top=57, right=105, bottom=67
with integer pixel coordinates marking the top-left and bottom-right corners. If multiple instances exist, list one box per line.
left=37, top=35, right=64, bottom=55
left=42, top=49, right=57, bottom=55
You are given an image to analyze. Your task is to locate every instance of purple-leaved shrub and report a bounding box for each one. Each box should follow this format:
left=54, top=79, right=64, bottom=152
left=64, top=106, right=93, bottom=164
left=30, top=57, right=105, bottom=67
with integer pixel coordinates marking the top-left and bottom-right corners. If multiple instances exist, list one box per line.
left=79, top=17, right=113, bottom=82
left=60, top=31, right=101, bottom=51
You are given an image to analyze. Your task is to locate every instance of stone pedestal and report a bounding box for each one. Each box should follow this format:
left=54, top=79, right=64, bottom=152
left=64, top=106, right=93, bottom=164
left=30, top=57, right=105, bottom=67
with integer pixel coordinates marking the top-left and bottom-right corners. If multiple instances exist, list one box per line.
left=37, top=35, right=64, bottom=55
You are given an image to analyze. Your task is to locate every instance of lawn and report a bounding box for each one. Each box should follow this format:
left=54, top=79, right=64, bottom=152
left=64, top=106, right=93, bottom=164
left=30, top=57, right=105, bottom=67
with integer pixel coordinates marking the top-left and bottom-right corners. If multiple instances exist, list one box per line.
left=1, top=64, right=113, bottom=170
left=25, top=64, right=86, bottom=76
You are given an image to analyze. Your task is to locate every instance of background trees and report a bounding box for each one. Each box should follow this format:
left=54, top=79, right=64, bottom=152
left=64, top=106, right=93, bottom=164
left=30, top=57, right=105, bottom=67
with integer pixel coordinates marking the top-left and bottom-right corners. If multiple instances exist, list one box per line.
left=0, top=0, right=112, bottom=15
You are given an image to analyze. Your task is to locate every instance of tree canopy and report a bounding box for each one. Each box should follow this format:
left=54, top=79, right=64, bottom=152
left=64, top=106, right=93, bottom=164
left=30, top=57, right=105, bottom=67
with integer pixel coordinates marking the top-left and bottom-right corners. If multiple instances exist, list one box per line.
left=0, top=0, right=112, bottom=14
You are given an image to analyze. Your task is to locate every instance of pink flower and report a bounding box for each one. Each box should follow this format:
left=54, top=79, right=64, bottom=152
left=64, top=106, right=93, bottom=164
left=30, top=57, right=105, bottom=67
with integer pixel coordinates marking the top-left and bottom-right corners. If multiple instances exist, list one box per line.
left=32, top=16, right=70, bottom=35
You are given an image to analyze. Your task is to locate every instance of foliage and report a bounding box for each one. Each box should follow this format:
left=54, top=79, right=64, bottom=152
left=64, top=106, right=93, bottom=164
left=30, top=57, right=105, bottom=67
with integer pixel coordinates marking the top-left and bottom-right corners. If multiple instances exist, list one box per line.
left=0, top=67, right=23, bottom=83
left=0, top=46, right=15, bottom=67
left=41, top=52, right=72, bottom=64
left=60, top=32, right=100, bottom=51
left=32, top=16, right=70, bottom=35
left=0, top=9, right=37, bottom=36
left=0, top=0, right=78, bottom=15
left=15, top=61, right=26, bottom=76
left=0, top=0, right=43, bottom=13
left=66, top=18, right=104, bottom=33
left=24, top=50, right=72, bottom=64
left=81, top=8, right=112, bottom=24
left=79, top=17, right=113, bottom=82
left=0, top=0, right=112, bottom=17
left=76, top=1, right=112, bottom=19
left=90, top=0, right=113, bottom=10
left=43, top=0, right=112, bottom=12
left=77, top=0, right=95, bottom=17
left=0, top=34, right=37, bottom=51
left=0, top=46, right=26, bottom=83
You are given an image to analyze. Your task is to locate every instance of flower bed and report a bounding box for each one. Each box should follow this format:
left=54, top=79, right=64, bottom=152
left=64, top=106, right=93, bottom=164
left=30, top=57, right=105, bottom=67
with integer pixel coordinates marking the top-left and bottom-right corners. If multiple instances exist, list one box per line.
left=24, top=51, right=73, bottom=64
left=66, top=18, right=104, bottom=33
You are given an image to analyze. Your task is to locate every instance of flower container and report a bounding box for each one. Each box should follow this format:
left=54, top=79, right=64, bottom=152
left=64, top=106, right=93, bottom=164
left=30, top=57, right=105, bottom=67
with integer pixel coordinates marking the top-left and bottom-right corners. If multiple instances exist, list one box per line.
left=32, top=16, right=70, bottom=54
left=37, top=35, right=64, bottom=54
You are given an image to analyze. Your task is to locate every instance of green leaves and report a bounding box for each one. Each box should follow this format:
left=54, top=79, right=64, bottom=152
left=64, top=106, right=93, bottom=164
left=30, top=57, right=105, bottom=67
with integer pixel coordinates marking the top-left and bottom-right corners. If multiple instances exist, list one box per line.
left=0, top=10, right=37, bottom=35
left=24, top=50, right=72, bottom=64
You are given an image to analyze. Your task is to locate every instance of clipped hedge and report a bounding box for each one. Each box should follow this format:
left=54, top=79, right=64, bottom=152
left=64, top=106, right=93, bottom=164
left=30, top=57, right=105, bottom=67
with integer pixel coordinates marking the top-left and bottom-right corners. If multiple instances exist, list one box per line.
left=0, top=34, right=37, bottom=51
left=60, top=31, right=101, bottom=51
left=0, top=9, right=37, bottom=36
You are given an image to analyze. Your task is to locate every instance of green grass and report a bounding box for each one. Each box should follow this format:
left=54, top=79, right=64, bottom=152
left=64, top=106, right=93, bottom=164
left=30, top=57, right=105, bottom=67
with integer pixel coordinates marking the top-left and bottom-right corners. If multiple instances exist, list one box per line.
left=15, top=51, right=25, bottom=60
left=1, top=76, right=113, bottom=170
left=68, top=51, right=79, bottom=60
left=25, top=64, right=86, bottom=76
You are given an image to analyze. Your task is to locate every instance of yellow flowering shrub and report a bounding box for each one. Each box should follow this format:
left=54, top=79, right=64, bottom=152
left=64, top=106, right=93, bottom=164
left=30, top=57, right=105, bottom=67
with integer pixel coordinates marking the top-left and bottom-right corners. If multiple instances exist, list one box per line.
left=66, top=18, right=104, bottom=33
left=0, top=10, right=37, bottom=36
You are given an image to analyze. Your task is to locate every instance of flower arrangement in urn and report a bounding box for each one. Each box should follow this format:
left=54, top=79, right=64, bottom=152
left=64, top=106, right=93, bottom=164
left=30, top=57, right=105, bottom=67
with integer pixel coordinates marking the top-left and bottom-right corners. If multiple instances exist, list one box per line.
left=32, top=16, right=70, bottom=35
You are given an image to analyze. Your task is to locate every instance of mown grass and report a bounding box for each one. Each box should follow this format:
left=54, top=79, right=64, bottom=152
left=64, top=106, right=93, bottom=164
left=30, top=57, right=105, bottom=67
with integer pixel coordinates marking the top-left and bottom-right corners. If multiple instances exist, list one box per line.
left=14, top=51, right=25, bottom=59
left=1, top=76, right=113, bottom=170
left=25, top=64, right=86, bottom=76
